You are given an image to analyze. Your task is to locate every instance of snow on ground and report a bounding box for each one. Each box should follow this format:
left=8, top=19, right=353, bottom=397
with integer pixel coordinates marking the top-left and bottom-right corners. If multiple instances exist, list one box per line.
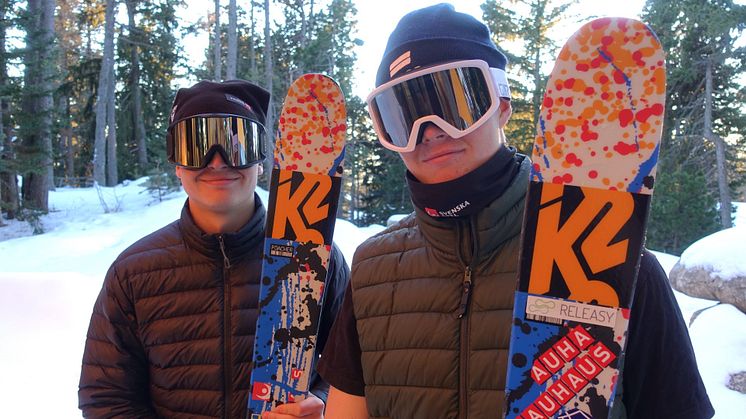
left=0, top=183, right=743, bottom=417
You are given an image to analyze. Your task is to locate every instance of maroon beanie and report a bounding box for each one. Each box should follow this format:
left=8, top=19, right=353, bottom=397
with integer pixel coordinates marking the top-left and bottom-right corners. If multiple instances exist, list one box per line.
left=168, top=79, right=270, bottom=127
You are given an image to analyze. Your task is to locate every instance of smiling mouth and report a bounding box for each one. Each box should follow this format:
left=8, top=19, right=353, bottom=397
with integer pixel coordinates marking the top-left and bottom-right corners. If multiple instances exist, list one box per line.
left=202, top=177, right=238, bottom=182
left=423, top=149, right=463, bottom=163
left=199, top=173, right=241, bottom=183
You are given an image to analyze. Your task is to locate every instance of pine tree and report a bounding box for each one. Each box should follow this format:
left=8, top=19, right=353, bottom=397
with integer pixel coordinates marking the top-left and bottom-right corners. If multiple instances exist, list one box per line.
left=18, top=0, right=57, bottom=211
left=482, top=0, right=576, bottom=154
left=642, top=0, right=746, bottom=251
left=55, top=0, right=82, bottom=184
left=261, top=0, right=274, bottom=186
left=116, top=0, right=180, bottom=180
left=124, top=0, right=148, bottom=172
left=0, top=0, right=19, bottom=220
left=343, top=95, right=413, bottom=226
left=55, top=0, right=103, bottom=186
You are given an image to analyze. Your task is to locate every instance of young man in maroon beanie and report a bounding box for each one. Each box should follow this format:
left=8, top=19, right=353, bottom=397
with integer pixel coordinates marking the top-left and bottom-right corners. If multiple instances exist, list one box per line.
left=318, top=4, right=713, bottom=418
left=78, top=80, right=349, bottom=419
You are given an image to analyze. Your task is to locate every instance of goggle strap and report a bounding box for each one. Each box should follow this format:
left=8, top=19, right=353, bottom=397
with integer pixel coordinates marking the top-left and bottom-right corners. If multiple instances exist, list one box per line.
left=490, top=67, right=511, bottom=99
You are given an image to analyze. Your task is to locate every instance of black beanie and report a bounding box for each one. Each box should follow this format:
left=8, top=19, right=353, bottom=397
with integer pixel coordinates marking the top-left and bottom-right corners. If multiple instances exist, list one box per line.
left=168, top=79, right=270, bottom=128
left=376, top=3, right=508, bottom=87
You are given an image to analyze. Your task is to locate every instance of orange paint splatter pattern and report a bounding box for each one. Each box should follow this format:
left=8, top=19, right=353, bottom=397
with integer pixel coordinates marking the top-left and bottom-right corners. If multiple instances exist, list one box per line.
left=533, top=18, right=666, bottom=194
left=275, top=74, right=347, bottom=176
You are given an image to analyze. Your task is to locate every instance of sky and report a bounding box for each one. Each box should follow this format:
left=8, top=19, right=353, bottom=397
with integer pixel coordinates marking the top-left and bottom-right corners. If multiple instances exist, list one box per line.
left=0, top=179, right=745, bottom=418
left=180, top=0, right=648, bottom=98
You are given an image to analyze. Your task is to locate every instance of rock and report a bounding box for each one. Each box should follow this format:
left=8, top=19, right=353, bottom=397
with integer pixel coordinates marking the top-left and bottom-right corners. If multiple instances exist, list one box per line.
left=669, top=262, right=746, bottom=314
left=728, top=371, right=746, bottom=395
left=668, top=227, right=746, bottom=314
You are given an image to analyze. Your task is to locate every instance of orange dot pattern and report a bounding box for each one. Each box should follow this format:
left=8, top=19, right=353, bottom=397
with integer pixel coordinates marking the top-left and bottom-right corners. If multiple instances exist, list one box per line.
left=275, top=74, right=347, bottom=177
left=532, top=18, right=666, bottom=195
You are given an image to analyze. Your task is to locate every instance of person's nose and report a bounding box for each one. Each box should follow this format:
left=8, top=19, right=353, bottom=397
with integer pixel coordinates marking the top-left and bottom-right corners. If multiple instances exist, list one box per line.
left=206, top=151, right=229, bottom=169
left=420, top=123, right=449, bottom=144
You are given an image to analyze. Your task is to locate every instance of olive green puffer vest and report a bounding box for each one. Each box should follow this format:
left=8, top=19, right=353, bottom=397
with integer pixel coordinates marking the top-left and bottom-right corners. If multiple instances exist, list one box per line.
left=351, top=158, right=531, bottom=419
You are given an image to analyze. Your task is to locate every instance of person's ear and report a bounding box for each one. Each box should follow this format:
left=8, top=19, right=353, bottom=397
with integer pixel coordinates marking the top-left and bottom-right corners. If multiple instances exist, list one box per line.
left=174, top=166, right=184, bottom=180
left=257, top=163, right=264, bottom=176
left=498, top=99, right=512, bottom=128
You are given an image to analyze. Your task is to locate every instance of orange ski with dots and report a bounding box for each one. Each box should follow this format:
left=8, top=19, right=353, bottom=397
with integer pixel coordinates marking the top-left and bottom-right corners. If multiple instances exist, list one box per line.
left=248, top=74, right=346, bottom=417
left=505, top=18, right=665, bottom=419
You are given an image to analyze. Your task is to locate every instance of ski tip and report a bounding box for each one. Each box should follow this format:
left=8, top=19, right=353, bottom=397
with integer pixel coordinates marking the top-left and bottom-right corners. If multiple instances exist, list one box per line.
left=274, top=73, right=348, bottom=176
left=532, top=16, right=665, bottom=194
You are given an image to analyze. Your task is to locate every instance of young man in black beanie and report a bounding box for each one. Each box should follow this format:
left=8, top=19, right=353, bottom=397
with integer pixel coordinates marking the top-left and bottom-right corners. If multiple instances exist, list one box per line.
left=78, top=80, right=349, bottom=419
left=318, top=4, right=713, bottom=418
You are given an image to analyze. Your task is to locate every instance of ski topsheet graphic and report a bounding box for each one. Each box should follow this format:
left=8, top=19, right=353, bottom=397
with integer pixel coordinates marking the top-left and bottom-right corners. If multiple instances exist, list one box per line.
left=505, top=18, right=665, bottom=419
left=247, top=74, right=346, bottom=417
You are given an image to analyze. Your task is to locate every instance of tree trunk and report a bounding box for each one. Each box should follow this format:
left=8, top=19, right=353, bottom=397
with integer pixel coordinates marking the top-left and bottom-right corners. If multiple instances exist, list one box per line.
left=262, top=0, right=274, bottom=187
left=56, top=2, right=74, bottom=183
left=227, top=0, right=237, bottom=79
left=249, top=1, right=256, bottom=76
left=0, top=96, right=17, bottom=219
left=290, top=0, right=308, bottom=80
left=309, top=0, right=315, bottom=31
left=0, top=80, right=4, bottom=223
left=59, top=95, right=74, bottom=181
left=213, top=0, right=221, bottom=81
left=704, top=57, right=732, bottom=228
left=41, top=0, right=55, bottom=192
left=0, top=86, right=5, bottom=225
left=106, top=63, right=117, bottom=186
left=126, top=0, right=148, bottom=171
left=94, top=0, right=117, bottom=186
left=532, top=47, right=542, bottom=129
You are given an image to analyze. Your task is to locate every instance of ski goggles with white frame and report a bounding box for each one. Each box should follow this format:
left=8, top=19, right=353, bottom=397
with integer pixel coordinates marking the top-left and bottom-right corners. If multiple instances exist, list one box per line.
left=367, top=59, right=510, bottom=153
left=167, top=114, right=266, bottom=169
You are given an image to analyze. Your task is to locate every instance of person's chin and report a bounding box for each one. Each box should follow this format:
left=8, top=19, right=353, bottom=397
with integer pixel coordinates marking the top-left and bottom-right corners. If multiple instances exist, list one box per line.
left=418, top=167, right=464, bottom=184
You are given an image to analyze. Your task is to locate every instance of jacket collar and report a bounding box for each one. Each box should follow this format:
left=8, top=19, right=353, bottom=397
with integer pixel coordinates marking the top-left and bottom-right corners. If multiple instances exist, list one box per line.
left=179, top=194, right=266, bottom=263
left=415, top=155, right=530, bottom=264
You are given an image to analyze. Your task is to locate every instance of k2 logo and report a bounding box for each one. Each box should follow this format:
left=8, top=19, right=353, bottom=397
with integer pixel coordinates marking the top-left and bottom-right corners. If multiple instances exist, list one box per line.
left=270, top=169, right=333, bottom=244
left=529, top=182, right=634, bottom=307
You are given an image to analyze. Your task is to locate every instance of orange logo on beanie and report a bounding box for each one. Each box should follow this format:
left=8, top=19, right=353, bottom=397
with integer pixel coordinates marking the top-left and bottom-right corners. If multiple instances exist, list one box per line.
left=389, top=51, right=412, bottom=78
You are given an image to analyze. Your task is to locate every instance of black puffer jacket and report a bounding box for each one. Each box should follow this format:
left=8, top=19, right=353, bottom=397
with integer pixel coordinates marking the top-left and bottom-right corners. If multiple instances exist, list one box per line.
left=79, top=196, right=349, bottom=418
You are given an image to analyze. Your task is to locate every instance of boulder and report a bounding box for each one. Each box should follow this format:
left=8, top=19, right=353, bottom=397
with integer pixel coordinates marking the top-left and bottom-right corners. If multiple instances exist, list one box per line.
left=669, top=263, right=746, bottom=313
left=668, top=227, right=746, bottom=314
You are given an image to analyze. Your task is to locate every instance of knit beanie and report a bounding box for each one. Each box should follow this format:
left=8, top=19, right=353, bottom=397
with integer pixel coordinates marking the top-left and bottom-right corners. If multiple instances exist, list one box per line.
left=376, top=3, right=510, bottom=97
left=168, top=79, right=270, bottom=128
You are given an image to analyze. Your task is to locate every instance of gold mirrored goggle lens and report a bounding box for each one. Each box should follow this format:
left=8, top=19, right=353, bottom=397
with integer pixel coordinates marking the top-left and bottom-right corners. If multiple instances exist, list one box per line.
left=169, top=116, right=266, bottom=168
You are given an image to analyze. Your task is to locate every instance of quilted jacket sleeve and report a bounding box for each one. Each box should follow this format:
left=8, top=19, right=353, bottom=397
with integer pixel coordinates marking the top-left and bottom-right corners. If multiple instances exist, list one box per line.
left=309, top=242, right=351, bottom=403
left=78, top=263, right=158, bottom=418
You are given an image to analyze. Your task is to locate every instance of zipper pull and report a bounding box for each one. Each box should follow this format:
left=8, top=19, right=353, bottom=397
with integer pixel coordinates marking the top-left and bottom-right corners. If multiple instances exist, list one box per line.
left=217, top=235, right=231, bottom=270
left=456, top=266, right=473, bottom=318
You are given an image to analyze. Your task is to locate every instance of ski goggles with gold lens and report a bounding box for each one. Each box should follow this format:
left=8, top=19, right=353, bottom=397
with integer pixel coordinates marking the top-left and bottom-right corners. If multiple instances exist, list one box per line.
left=366, top=59, right=510, bottom=153
left=167, top=114, right=266, bottom=169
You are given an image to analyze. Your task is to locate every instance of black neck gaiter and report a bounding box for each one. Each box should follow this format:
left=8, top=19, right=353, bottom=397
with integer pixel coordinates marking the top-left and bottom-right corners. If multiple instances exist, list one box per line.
left=407, top=145, right=521, bottom=219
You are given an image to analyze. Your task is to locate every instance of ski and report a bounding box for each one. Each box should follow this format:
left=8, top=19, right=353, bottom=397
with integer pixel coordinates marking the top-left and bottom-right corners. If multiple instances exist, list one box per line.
left=505, top=17, right=666, bottom=418
left=247, top=74, right=347, bottom=417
